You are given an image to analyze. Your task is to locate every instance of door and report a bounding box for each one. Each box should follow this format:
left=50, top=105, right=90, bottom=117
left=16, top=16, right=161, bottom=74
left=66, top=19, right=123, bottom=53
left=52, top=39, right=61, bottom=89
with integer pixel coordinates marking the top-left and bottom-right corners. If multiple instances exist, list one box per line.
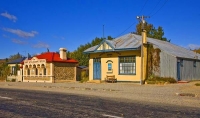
left=93, top=58, right=101, bottom=80
left=177, top=62, right=181, bottom=81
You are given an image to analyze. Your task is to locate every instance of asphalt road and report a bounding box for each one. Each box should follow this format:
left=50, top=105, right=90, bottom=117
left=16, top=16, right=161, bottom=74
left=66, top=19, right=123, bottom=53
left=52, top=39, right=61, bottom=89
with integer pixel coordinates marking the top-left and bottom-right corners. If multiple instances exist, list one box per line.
left=0, top=88, right=199, bottom=118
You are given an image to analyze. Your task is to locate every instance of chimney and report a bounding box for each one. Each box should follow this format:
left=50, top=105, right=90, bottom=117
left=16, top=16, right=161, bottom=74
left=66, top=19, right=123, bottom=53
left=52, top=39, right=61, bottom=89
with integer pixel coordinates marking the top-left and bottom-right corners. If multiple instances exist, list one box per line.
left=142, top=30, right=147, bottom=44
left=59, top=48, right=67, bottom=60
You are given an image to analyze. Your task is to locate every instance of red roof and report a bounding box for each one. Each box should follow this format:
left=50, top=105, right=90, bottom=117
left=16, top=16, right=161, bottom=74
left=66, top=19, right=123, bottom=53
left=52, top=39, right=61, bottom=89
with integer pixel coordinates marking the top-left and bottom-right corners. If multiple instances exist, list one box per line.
left=35, top=52, right=78, bottom=63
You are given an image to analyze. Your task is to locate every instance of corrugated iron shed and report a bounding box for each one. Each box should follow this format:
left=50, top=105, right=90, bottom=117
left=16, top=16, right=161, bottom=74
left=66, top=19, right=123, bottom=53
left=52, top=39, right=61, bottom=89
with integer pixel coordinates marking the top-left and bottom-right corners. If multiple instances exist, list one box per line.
left=84, top=33, right=200, bottom=60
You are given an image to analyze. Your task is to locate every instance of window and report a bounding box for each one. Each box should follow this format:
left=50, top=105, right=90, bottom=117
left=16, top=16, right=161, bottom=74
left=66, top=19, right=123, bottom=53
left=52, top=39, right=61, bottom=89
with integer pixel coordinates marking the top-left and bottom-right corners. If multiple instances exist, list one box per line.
left=27, top=69, right=30, bottom=75
left=119, top=56, right=136, bottom=75
left=36, top=68, right=38, bottom=75
left=194, top=61, right=196, bottom=67
left=108, top=63, right=112, bottom=71
left=12, top=66, right=15, bottom=75
left=180, top=59, right=183, bottom=67
left=43, top=68, right=46, bottom=75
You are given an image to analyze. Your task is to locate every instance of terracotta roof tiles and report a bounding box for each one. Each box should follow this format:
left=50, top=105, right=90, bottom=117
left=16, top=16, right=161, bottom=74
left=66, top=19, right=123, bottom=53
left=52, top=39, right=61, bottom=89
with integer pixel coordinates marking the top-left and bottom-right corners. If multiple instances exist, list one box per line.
left=35, top=52, right=78, bottom=63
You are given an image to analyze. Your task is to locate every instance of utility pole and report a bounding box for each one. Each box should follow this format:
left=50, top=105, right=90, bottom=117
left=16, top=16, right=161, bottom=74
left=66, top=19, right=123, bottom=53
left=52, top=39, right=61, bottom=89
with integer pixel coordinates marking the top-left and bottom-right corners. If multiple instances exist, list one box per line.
left=137, top=15, right=149, bottom=85
left=103, top=25, right=105, bottom=40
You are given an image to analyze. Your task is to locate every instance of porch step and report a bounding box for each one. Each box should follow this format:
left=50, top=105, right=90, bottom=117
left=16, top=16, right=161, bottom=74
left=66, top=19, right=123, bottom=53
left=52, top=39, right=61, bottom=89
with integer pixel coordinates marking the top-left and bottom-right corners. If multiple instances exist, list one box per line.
left=87, top=80, right=101, bottom=83
left=178, top=81, right=189, bottom=83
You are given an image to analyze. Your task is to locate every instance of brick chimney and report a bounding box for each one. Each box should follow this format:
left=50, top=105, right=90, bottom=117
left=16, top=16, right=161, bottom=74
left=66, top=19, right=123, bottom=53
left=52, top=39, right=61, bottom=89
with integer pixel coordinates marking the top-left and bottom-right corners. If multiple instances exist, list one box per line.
left=59, top=48, right=67, bottom=60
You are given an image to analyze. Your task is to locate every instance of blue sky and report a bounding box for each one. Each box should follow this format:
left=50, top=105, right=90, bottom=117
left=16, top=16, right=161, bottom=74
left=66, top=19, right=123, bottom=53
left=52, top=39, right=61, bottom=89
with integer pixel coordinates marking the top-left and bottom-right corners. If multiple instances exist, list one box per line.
left=0, top=0, right=200, bottom=59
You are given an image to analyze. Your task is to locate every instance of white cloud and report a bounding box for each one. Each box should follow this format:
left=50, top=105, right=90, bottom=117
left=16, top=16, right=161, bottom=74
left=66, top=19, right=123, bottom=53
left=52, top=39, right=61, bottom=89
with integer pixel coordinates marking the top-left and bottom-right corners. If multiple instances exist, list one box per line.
left=188, top=44, right=200, bottom=50
left=53, top=35, right=65, bottom=40
left=33, top=42, right=50, bottom=48
left=3, top=28, right=38, bottom=38
left=1, top=12, right=17, bottom=22
left=12, top=39, right=27, bottom=45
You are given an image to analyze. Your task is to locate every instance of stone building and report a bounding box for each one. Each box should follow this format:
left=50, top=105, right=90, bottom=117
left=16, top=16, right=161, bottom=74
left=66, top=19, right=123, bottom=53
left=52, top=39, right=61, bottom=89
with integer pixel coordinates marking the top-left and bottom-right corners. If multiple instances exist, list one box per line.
left=22, top=48, right=78, bottom=83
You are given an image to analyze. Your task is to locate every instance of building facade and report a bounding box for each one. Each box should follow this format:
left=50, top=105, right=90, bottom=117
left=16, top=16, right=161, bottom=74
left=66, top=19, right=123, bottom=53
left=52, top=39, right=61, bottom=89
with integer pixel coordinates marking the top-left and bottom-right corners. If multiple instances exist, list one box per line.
left=22, top=48, right=78, bottom=83
left=84, top=33, right=200, bottom=82
left=7, top=57, right=26, bottom=82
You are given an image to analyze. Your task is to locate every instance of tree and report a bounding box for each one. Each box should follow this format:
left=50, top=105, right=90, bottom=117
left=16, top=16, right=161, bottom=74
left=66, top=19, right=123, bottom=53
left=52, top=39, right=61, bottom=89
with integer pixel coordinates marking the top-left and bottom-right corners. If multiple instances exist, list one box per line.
left=9, top=53, right=23, bottom=61
left=136, top=22, right=170, bottom=42
left=69, top=36, right=113, bottom=66
left=194, top=48, right=200, bottom=54
left=0, top=62, right=10, bottom=80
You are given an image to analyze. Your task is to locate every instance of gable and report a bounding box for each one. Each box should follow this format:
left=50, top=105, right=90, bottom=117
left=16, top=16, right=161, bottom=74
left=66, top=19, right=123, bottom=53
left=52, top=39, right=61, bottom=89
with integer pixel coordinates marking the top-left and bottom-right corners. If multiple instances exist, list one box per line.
left=24, top=57, right=46, bottom=65
left=97, top=42, right=113, bottom=51
left=31, top=57, right=39, bottom=60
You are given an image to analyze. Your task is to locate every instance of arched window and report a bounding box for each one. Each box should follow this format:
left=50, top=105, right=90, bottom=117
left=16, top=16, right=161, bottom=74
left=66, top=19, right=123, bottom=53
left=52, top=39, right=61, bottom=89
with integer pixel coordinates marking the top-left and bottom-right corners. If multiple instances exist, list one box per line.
left=43, top=68, right=46, bottom=75
left=28, top=69, right=30, bottom=75
left=37, top=64, right=40, bottom=68
left=41, top=64, right=45, bottom=68
left=41, top=64, right=46, bottom=75
left=36, top=68, right=38, bottom=75
left=32, top=64, right=37, bottom=75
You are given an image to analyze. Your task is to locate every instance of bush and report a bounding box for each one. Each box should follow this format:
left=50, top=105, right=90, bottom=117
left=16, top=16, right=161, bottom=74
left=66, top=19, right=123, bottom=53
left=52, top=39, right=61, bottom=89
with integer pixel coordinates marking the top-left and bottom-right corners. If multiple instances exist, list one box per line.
left=80, top=71, right=89, bottom=83
left=146, top=76, right=177, bottom=84
left=195, top=83, right=200, bottom=86
left=11, top=79, right=16, bottom=82
left=145, top=80, right=156, bottom=84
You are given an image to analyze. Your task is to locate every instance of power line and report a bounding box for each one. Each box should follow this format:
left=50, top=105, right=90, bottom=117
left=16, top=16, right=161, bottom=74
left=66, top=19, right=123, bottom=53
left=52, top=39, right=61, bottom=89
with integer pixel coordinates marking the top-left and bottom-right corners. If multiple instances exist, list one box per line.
left=138, top=0, right=149, bottom=15
left=151, top=0, right=169, bottom=17
left=115, top=22, right=136, bottom=38
left=149, top=0, right=162, bottom=16
left=115, top=0, right=150, bottom=38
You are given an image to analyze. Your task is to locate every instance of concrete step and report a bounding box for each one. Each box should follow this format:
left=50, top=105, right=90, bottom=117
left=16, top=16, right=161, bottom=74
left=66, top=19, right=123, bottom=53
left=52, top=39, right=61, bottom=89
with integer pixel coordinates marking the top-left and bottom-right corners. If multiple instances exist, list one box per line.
left=178, top=81, right=189, bottom=83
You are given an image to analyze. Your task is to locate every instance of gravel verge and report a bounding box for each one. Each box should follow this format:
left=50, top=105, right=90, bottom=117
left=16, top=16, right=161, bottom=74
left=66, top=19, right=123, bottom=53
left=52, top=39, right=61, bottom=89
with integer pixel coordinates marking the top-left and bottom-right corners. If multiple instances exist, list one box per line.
left=0, top=81, right=199, bottom=108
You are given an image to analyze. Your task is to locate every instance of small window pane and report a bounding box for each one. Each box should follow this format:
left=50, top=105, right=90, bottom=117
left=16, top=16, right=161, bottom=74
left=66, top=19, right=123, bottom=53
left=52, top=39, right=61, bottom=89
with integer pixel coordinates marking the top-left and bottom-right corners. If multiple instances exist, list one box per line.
left=108, top=63, right=112, bottom=71
left=119, top=56, right=136, bottom=75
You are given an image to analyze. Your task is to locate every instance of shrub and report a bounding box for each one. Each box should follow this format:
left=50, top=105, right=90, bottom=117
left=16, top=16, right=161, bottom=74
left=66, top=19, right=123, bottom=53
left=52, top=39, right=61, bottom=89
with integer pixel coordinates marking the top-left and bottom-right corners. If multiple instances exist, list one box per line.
left=11, top=79, right=16, bottom=82
left=80, top=71, right=89, bottom=83
left=146, top=76, right=177, bottom=84
left=145, top=80, right=156, bottom=84
left=195, top=83, right=200, bottom=86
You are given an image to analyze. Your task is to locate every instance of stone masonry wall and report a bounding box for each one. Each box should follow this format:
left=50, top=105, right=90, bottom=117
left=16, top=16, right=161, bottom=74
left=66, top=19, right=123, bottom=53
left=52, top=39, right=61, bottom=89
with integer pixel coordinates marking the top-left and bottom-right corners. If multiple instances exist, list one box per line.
left=54, top=62, right=76, bottom=82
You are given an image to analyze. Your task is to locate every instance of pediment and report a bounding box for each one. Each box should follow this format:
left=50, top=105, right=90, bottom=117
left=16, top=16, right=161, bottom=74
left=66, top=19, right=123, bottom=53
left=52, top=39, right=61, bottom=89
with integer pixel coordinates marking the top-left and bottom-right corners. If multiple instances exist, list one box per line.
left=31, top=57, right=38, bottom=60
left=97, top=42, right=113, bottom=51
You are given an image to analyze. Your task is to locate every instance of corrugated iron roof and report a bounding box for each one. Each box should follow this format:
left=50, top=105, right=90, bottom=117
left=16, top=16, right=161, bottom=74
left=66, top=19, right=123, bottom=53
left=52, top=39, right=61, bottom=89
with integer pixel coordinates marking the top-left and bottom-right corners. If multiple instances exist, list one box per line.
left=84, top=45, right=98, bottom=53
left=7, top=57, right=27, bottom=64
left=147, top=37, right=200, bottom=60
left=84, top=33, right=200, bottom=60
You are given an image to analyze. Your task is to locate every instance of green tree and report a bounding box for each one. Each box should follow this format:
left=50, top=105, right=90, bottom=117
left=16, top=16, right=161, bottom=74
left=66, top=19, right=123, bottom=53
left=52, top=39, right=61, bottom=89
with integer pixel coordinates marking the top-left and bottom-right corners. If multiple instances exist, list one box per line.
left=70, top=36, right=113, bottom=66
left=136, top=22, right=170, bottom=42
left=0, top=62, right=10, bottom=80
left=194, top=48, right=200, bottom=54
left=9, top=52, right=23, bottom=61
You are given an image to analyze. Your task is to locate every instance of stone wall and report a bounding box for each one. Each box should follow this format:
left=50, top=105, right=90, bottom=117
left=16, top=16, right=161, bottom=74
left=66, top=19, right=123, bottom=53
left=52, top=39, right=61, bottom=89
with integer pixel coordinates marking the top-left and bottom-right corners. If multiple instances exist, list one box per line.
left=24, top=77, right=50, bottom=81
left=46, top=63, right=51, bottom=75
left=54, top=62, right=76, bottom=82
